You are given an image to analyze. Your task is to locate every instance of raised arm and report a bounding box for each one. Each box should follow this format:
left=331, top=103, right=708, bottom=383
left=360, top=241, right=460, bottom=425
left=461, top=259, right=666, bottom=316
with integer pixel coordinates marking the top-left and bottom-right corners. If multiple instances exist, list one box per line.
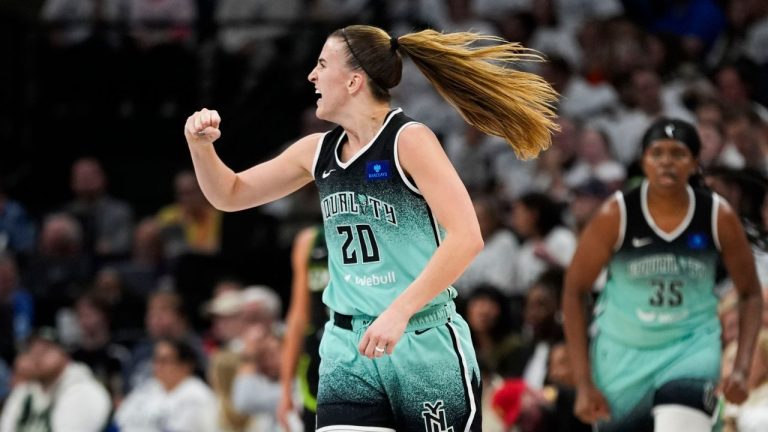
left=184, top=108, right=320, bottom=212
left=716, top=199, right=763, bottom=404
left=357, top=123, right=484, bottom=358
left=562, top=197, right=620, bottom=424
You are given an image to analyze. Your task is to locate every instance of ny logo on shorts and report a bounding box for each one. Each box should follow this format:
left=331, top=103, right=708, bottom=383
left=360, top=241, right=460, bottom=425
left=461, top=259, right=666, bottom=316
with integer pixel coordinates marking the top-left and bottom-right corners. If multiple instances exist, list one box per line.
left=421, top=400, right=454, bottom=432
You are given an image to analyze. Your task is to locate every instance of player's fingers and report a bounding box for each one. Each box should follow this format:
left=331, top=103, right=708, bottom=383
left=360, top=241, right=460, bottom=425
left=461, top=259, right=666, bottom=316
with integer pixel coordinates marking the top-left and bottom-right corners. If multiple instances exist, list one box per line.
left=211, top=110, right=221, bottom=128
left=184, top=116, right=195, bottom=136
left=595, top=400, right=611, bottom=421
left=193, top=112, right=204, bottom=132
left=358, top=332, right=370, bottom=356
left=196, top=127, right=220, bottom=141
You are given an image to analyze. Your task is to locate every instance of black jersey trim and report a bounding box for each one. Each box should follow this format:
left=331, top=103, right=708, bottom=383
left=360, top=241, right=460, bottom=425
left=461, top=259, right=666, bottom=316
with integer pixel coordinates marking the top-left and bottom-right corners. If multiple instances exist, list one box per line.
left=312, top=132, right=329, bottom=180
left=426, top=204, right=442, bottom=246
left=333, top=108, right=403, bottom=169
left=640, top=180, right=696, bottom=242
left=393, top=121, right=423, bottom=196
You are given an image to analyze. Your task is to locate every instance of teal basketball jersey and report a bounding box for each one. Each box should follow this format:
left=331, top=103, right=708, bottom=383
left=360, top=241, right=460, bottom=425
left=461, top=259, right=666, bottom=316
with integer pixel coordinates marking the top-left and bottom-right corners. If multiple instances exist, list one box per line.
left=312, top=108, right=456, bottom=316
left=595, top=180, right=723, bottom=347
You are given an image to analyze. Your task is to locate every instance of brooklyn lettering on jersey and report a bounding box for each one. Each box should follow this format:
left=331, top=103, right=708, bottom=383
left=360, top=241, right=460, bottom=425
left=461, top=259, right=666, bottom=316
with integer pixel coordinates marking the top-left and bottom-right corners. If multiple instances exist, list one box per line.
left=627, top=254, right=708, bottom=278
left=321, top=191, right=398, bottom=225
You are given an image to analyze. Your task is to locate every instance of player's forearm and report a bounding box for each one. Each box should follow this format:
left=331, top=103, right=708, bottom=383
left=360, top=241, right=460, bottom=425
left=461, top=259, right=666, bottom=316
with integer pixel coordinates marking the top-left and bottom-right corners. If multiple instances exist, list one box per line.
left=187, top=143, right=240, bottom=211
left=562, top=288, right=593, bottom=386
left=389, top=230, right=483, bottom=318
left=733, top=289, right=763, bottom=375
left=279, top=312, right=308, bottom=390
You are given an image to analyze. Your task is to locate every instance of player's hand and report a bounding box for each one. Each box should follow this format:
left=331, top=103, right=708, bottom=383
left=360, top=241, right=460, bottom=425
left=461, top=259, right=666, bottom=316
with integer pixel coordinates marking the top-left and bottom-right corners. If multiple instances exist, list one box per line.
left=358, top=307, right=409, bottom=359
left=574, top=381, right=611, bottom=424
left=184, top=108, right=222, bottom=146
left=722, top=369, right=749, bottom=404
left=276, top=390, right=295, bottom=431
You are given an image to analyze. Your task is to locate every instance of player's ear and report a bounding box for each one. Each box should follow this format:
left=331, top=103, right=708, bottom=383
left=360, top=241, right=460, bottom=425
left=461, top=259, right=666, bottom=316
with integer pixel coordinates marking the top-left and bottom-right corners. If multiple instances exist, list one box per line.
left=348, top=72, right=364, bottom=94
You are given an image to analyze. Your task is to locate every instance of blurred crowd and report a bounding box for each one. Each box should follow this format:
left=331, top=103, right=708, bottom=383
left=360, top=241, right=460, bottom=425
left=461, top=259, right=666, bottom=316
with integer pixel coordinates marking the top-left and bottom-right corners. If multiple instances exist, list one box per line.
left=1, top=0, right=768, bottom=431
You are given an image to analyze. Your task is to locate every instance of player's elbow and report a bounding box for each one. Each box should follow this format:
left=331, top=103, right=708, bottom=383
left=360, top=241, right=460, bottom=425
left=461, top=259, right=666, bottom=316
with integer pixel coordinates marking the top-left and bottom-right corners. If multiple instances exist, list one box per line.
left=465, top=228, right=484, bottom=258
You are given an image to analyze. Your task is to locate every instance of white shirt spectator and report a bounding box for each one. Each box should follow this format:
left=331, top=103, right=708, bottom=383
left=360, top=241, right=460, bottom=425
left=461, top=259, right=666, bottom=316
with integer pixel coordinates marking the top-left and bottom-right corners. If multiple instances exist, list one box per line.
left=558, top=76, right=620, bottom=121
left=454, top=229, right=519, bottom=296
left=512, top=227, right=577, bottom=295
left=116, top=376, right=217, bottom=432
left=0, top=363, right=111, bottom=432
left=232, top=373, right=284, bottom=431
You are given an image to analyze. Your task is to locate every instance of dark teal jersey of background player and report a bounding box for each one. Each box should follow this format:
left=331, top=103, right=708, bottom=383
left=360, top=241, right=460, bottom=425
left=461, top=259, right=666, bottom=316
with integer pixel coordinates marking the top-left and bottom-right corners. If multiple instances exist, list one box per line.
left=596, top=180, right=723, bottom=347
left=299, top=225, right=329, bottom=413
left=312, top=108, right=457, bottom=317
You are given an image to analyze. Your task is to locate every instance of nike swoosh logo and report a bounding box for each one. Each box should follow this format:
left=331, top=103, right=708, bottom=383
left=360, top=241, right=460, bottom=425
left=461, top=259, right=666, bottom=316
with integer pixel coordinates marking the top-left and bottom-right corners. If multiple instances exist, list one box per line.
left=414, top=328, right=432, bottom=335
left=632, top=237, right=653, bottom=248
left=322, top=169, right=336, bottom=178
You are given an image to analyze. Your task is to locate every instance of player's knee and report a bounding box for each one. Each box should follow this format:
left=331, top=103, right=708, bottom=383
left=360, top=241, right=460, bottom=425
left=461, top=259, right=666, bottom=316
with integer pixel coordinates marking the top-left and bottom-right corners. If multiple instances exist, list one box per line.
left=653, top=378, right=718, bottom=415
left=652, top=405, right=712, bottom=432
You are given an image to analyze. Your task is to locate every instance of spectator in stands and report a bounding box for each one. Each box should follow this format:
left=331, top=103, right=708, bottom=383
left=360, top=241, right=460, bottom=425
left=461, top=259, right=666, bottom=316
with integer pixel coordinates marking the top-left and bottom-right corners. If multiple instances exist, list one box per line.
left=539, top=55, right=619, bottom=122
left=504, top=269, right=565, bottom=387
left=157, top=170, right=223, bottom=259
left=232, top=325, right=286, bottom=431
left=90, top=266, right=147, bottom=342
left=564, top=126, right=626, bottom=191
left=0, top=327, right=111, bottom=432
left=123, top=291, right=206, bottom=391
left=206, top=349, right=256, bottom=432
left=0, top=185, right=36, bottom=257
left=64, top=157, right=134, bottom=260
left=0, top=252, right=33, bottom=365
left=723, top=109, right=768, bottom=174
left=697, top=120, right=728, bottom=169
left=454, top=195, right=519, bottom=296
left=23, top=212, right=91, bottom=326
left=510, top=193, right=576, bottom=295
left=715, top=59, right=768, bottom=121
left=116, top=337, right=216, bottom=432
left=567, top=178, right=613, bottom=234
left=111, top=217, right=169, bottom=297
left=201, top=288, right=245, bottom=355
left=464, top=284, right=518, bottom=376
left=70, top=291, right=130, bottom=403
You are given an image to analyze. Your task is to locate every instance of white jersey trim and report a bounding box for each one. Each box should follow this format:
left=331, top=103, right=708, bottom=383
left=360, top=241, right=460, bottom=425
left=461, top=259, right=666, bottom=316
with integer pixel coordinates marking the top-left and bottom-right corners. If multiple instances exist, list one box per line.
left=334, top=108, right=403, bottom=169
left=317, top=426, right=396, bottom=432
left=446, top=321, right=477, bottom=432
left=712, top=193, right=722, bottom=251
left=641, top=180, right=695, bottom=242
left=311, top=132, right=329, bottom=180
left=614, top=191, right=626, bottom=251
left=393, top=121, right=421, bottom=195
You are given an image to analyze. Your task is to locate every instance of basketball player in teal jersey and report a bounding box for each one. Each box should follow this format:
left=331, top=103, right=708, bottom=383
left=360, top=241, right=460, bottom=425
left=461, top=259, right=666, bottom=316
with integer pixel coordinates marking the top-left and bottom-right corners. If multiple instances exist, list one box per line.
left=278, top=225, right=330, bottom=431
left=184, top=25, right=558, bottom=431
left=563, top=118, right=763, bottom=432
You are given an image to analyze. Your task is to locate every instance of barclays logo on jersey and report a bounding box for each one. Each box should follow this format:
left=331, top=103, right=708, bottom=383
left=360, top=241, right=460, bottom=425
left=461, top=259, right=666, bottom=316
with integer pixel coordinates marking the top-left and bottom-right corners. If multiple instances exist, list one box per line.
left=366, top=160, right=390, bottom=181
left=687, top=232, right=709, bottom=250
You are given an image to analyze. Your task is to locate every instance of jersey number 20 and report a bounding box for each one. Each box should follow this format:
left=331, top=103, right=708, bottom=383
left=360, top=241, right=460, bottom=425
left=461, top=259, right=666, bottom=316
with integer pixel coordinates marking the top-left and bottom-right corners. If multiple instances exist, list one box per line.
left=337, top=224, right=380, bottom=264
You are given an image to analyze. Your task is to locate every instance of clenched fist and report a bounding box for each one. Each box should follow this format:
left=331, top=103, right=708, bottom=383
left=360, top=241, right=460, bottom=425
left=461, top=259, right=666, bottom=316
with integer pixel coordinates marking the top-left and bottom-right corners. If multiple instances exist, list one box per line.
left=184, top=108, right=222, bottom=146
